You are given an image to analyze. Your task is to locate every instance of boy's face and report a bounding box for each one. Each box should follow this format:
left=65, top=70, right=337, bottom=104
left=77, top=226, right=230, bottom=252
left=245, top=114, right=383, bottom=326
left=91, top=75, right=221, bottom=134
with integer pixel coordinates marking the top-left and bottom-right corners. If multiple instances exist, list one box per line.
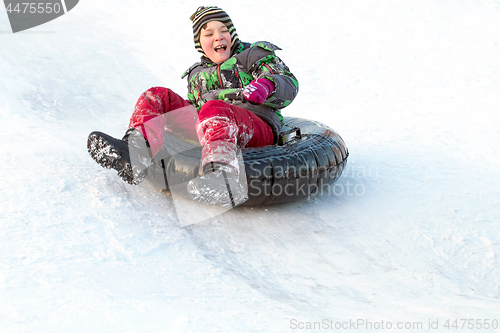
left=200, top=20, right=231, bottom=64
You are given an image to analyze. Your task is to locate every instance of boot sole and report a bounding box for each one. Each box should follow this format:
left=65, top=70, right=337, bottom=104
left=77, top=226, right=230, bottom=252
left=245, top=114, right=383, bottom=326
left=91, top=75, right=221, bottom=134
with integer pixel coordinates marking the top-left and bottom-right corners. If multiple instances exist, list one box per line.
left=87, top=132, right=144, bottom=185
left=187, top=173, right=248, bottom=208
left=188, top=186, right=248, bottom=208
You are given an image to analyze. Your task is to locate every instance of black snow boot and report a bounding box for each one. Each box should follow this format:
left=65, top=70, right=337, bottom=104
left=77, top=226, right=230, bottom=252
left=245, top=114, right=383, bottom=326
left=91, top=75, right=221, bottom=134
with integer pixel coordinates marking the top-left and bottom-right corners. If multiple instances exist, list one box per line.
left=186, top=162, right=248, bottom=208
left=87, top=129, right=151, bottom=185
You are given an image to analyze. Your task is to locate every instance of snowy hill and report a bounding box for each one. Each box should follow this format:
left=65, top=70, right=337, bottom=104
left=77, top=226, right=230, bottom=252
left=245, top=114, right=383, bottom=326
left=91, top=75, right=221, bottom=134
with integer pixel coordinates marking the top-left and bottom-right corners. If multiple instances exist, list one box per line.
left=1, top=0, right=500, bottom=331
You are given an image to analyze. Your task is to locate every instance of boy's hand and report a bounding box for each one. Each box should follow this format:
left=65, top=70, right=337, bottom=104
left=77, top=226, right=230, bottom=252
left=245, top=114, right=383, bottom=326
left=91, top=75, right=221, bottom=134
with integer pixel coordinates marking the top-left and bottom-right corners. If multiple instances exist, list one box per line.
left=243, top=78, right=274, bottom=104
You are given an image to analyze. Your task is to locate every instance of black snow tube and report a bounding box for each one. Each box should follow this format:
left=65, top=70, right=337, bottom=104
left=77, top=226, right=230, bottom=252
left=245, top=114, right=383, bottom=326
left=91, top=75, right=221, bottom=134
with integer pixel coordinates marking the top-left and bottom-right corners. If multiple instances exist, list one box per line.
left=146, top=117, right=349, bottom=206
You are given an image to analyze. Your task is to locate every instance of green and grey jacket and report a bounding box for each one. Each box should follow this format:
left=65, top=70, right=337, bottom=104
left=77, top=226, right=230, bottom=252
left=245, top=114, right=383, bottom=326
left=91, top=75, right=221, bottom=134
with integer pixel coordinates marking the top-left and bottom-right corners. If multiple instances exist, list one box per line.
left=182, top=41, right=299, bottom=142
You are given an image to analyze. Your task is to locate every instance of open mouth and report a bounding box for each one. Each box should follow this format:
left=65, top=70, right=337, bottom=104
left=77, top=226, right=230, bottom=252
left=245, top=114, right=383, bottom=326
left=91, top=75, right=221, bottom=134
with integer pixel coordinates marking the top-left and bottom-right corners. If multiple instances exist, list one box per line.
left=214, top=45, right=227, bottom=53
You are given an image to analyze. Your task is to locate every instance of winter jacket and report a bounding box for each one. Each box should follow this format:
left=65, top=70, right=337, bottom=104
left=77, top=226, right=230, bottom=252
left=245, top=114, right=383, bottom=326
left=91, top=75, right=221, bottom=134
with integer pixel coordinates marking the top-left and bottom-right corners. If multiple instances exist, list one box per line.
left=181, top=41, right=299, bottom=142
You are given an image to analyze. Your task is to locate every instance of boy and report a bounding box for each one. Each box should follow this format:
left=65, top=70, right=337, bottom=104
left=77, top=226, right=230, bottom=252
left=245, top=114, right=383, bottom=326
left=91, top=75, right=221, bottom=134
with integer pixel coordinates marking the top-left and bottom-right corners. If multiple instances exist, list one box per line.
left=88, top=6, right=299, bottom=207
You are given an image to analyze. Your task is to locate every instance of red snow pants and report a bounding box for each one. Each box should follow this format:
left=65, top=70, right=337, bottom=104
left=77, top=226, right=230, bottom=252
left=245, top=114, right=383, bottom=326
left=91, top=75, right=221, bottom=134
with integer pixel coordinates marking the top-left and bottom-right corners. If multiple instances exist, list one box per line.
left=128, top=87, right=274, bottom=172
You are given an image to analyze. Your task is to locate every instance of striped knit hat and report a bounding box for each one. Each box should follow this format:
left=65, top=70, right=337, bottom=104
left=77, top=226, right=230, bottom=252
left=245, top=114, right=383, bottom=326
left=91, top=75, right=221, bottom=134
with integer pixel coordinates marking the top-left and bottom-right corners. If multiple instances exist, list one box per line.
left=190, top=6, right=240, bottom=56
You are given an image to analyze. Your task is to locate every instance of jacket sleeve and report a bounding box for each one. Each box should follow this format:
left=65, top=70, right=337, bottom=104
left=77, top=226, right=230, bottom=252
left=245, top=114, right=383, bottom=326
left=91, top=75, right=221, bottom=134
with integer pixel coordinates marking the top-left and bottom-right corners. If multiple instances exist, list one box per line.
left=182, top=62, right=202, bottom=109
left=246, top=42, right=299, bottom=109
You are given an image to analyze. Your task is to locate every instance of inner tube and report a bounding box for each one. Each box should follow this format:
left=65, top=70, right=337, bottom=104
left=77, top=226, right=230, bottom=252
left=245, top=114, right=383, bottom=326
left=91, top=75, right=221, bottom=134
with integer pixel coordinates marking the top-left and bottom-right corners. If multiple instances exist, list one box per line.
left=145, top=117, right=349, bottom=206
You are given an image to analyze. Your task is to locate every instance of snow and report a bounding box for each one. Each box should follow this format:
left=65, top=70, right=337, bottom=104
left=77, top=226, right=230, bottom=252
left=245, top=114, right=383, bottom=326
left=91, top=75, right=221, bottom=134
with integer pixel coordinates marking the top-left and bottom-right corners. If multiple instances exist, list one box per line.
left=1, top=0, right=500, bottom=331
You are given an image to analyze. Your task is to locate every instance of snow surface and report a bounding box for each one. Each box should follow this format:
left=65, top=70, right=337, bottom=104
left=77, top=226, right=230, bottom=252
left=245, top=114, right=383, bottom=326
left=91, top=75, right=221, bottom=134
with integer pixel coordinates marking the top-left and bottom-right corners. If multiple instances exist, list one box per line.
left=1, top=0, right=500, bottom=331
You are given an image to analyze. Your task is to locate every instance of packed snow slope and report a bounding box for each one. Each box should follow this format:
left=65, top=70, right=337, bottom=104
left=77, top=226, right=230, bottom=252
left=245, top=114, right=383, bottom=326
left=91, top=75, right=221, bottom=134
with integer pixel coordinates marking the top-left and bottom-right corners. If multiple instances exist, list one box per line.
left=1, top=0, right=500, bottom=332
